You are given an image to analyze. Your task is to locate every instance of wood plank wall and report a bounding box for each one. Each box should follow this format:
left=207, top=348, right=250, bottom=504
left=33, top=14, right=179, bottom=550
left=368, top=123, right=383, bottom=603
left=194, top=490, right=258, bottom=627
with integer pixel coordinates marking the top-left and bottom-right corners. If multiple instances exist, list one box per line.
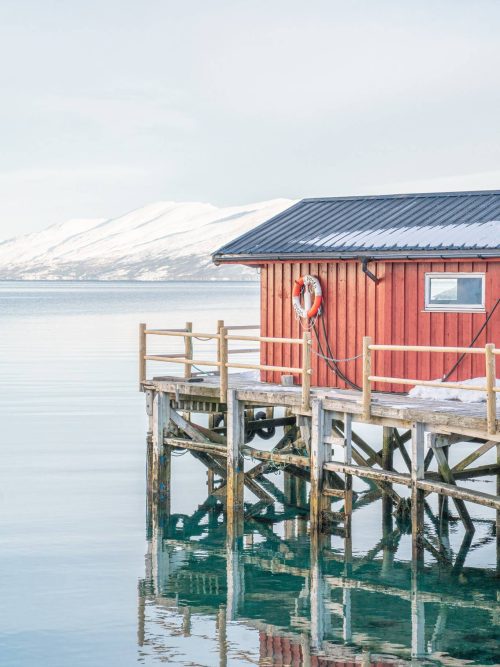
left=260, top=259, right=500, bottom=391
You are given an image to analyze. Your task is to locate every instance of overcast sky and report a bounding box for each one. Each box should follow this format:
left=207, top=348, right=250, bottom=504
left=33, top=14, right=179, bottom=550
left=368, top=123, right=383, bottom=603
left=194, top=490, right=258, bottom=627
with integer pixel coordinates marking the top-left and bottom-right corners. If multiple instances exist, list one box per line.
left=1, top=0, right=500, bottom=238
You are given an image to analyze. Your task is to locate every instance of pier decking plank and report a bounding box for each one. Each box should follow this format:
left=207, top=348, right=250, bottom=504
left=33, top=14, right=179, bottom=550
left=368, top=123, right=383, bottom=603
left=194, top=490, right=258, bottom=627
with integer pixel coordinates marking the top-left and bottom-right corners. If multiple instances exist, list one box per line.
left=145, top=372, right=500, bottom=440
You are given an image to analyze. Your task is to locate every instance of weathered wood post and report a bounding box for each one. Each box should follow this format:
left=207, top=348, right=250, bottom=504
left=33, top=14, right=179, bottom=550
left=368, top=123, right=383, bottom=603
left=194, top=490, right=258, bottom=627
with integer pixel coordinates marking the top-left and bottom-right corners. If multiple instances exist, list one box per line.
left=362, top=336, right=372, bottom=419
left=184, top=321, right=193, bottom=379
left=139, top=323, right=146, bottom=390
left=226, top=389, right=244, bottom=533
left=310, top=399, right=330, bottom=533
left=301, top=330, right=312, bottom=412
left=219, top=326, right=228, bottom=404
left=151, top=390, right=171, bottom=514
left=411, top=422, right=425, bottom=565
left=485, top=343, right=496, bottom=435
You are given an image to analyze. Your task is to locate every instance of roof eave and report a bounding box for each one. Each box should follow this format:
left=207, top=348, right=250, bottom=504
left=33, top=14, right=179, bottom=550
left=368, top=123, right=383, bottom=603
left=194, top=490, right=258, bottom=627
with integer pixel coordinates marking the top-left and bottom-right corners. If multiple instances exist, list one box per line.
left=213, top=249, right=500, bottom=265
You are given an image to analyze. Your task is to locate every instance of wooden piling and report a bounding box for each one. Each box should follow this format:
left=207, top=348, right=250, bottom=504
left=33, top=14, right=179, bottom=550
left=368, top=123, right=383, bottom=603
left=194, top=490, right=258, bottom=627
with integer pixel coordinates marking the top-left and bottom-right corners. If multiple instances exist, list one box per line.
left=226, top=389, right=244, bottom=524
left=151, top=391, right=171, bottom=513
left=310, top=399, right=330, bottom=532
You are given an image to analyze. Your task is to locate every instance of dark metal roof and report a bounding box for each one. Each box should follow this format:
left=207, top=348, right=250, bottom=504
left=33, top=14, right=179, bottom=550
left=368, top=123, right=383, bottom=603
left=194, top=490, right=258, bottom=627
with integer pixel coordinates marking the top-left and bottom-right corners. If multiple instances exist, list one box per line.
left=213, top=190, right=500, bottom=262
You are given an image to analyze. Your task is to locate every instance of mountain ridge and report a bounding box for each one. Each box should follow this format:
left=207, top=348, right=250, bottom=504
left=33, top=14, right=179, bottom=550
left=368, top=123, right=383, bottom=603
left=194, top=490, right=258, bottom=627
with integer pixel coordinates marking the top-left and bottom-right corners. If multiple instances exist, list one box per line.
left=0, top=199, right=295, bottom=280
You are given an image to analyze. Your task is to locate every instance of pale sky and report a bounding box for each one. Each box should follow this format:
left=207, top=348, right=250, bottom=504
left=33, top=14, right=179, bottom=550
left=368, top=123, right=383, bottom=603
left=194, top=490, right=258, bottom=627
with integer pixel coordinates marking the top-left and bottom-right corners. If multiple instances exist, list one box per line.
left=1, top=0, right=500, bottom=238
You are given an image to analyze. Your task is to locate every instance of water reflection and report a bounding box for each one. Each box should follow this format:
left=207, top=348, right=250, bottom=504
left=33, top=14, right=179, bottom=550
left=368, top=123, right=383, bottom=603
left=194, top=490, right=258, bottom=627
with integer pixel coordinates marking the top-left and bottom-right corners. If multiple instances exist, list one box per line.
left=138, top=495, right=499, bottom=666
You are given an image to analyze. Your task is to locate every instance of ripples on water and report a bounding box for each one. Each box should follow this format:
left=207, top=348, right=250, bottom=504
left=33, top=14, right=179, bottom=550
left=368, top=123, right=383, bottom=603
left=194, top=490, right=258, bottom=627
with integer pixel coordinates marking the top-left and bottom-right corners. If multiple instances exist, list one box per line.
left=0, top=282, right=498, bottom=666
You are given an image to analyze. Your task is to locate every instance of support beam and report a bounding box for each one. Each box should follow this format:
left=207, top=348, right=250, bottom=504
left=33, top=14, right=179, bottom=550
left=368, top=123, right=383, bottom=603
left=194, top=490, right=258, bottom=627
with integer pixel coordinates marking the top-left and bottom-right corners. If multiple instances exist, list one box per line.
left=393, top=428, right=412, bottom=472
left=431, top=440, right=475, bottom=534
left=452, top=440, right=497, bottom=474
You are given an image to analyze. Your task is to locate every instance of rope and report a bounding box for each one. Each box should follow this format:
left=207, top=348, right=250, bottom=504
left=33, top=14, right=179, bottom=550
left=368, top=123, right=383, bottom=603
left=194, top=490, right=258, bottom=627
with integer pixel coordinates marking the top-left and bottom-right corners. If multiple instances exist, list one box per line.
left=313, top=316, right=362, bottom=391
left=312, top=348, right=363, bottom=363
left=442, top=297, right=500, bottom=381
left=190, top=364, right=216, bottom=376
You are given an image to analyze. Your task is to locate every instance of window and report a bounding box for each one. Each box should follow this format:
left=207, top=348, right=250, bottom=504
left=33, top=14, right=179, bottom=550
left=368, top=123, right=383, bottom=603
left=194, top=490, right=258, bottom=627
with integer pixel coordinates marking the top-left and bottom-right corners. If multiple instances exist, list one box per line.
left=424, top=273, right=485, bottom=312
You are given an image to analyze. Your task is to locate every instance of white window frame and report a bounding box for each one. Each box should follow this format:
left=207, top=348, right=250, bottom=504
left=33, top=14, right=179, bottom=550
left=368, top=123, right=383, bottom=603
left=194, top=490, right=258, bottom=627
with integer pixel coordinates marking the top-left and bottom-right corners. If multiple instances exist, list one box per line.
left=424, top=272, right=485, bottom=312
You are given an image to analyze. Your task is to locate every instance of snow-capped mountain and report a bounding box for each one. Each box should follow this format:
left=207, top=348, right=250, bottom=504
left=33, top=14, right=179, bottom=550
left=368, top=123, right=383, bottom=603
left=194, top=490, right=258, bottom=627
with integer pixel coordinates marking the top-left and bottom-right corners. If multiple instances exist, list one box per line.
left=0, top=199, right=294, bottom=280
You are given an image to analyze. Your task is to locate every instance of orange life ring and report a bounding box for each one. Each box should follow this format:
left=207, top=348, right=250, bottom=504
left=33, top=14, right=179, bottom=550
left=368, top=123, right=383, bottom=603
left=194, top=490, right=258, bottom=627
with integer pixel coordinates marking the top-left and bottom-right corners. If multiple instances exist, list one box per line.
left=292, top=275, right=323, bottom=319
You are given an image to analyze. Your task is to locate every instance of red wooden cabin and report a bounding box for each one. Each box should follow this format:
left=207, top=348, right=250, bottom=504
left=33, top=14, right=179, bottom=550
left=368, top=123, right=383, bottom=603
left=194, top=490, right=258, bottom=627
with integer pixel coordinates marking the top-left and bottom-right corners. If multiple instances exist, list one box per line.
left=213, top=191, right=500, bottom=391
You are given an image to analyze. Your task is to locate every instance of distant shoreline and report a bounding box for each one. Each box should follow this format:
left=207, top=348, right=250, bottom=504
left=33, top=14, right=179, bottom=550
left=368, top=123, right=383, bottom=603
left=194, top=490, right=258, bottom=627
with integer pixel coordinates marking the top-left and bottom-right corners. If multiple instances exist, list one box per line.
left=0, top=277, right=259, bottom=283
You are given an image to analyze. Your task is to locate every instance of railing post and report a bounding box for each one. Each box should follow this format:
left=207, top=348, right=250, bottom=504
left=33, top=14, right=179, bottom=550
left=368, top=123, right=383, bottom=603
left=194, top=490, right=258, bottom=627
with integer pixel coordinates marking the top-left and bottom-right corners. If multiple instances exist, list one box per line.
left=485, top=343, right=496, bottom=435
left=362, top=336, right=372, bottom=419
left=219, top=326, right=228, bottom=404
left=139, top=323, right=146, bottom=390
left=301, top=330, right=312, bottom=412
left=184, top=321, right=193, bottom=379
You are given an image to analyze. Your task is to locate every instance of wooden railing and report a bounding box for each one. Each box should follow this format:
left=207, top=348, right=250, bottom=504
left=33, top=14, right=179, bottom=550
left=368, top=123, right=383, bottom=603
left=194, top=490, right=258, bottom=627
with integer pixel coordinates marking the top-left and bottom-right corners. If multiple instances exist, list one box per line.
left=139, top=321, right=313, bottom=410
left=362, top=337, right=499, bottom=434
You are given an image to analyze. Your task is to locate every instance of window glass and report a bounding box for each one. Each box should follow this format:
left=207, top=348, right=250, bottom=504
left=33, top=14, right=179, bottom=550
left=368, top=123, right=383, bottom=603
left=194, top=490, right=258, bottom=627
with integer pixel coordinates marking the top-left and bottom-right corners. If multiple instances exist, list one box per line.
left=426, top=275, right=484, bottom=310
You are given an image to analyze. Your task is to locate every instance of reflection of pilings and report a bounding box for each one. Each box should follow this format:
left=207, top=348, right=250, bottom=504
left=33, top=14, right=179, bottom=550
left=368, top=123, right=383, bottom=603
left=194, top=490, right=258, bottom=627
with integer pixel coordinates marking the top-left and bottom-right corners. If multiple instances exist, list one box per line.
left=497, top=442, right=500, bottom=575
left=411, top=562, right=425, bottom=659
left=310, top=531, right=327, bottom=651
left=182, top=606, right=191, bottom=636
left=411, top=423, right=425, bottom=566
left=382, top=427, right=394, bottom=575
left=137, top=581, right=145, bottom=647
left=217, top=605, right=227, bottom=667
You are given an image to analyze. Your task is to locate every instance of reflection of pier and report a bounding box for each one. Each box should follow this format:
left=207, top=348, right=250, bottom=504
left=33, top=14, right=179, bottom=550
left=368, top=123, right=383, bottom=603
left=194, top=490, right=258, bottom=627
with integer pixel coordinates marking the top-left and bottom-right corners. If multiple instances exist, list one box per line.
left=138, top=493, right=499, bottom=666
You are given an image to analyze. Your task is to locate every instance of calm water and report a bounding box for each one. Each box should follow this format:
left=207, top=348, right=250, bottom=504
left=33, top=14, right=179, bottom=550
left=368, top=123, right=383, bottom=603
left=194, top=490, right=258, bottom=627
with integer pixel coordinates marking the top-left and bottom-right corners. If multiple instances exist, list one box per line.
left=0, top=281, right=498, bottom=666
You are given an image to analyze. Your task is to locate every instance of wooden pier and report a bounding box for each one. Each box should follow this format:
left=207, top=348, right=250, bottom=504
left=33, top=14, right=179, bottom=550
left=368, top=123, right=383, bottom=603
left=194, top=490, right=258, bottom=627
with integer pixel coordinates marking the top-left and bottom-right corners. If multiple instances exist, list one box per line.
left=140, top=321, right=500, bottom=571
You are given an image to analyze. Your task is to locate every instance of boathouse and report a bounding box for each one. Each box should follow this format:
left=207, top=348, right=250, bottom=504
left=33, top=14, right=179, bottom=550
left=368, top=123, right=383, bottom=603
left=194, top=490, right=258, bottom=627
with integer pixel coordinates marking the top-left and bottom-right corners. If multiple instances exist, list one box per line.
left=213, top=190, right=500, bottom=391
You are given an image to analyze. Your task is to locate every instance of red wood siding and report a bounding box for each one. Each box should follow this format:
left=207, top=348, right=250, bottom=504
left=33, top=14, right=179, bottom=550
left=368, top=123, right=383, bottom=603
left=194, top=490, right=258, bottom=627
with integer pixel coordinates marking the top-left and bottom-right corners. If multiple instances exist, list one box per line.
left=260, top=259, right=500, bottom=391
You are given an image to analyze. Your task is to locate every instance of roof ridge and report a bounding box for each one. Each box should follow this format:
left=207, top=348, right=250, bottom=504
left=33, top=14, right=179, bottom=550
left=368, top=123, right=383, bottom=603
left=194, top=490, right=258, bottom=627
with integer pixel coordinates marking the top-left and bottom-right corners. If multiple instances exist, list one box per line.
left=301, top=189, right=500, bottom=203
